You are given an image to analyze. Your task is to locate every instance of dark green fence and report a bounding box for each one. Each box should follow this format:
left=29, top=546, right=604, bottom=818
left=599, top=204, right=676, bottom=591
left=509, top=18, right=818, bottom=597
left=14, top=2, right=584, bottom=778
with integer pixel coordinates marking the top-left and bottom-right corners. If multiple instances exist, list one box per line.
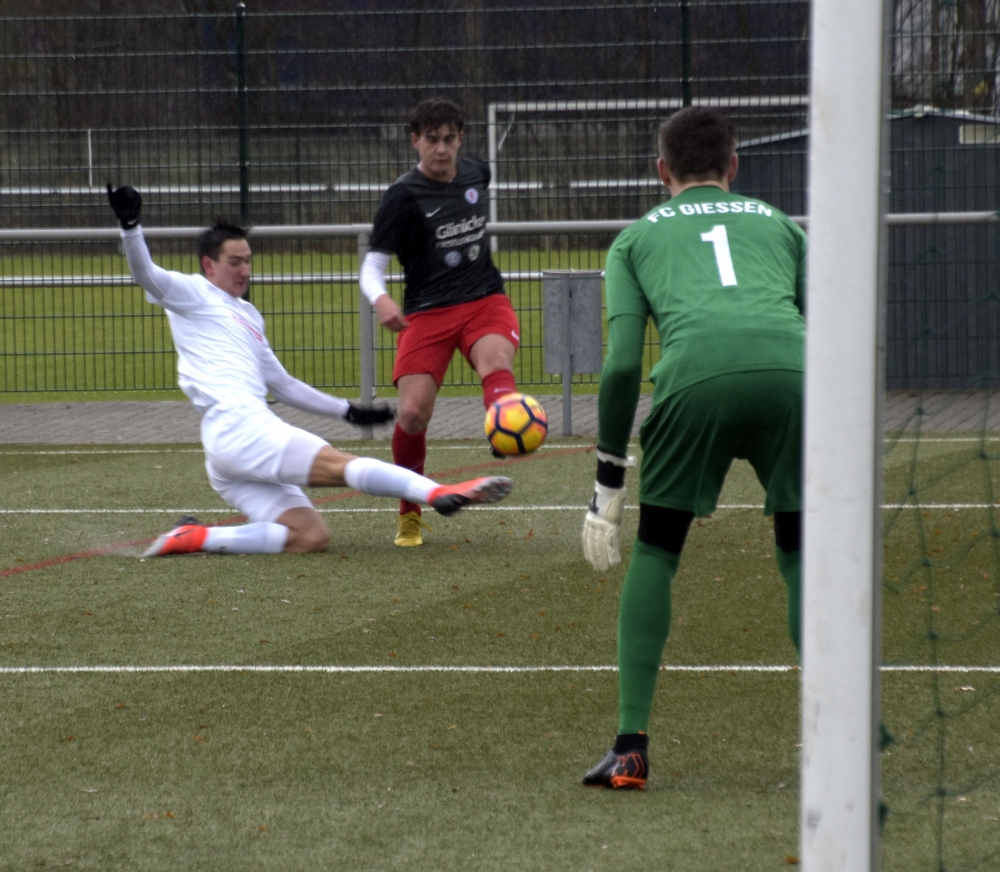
left=0, top=225, right=626, bottom=395
left=0, top=3, right=810, bottom=230
left=0, top=1, right=810, bottom=395
left=1, top=1, right=999, bottom=394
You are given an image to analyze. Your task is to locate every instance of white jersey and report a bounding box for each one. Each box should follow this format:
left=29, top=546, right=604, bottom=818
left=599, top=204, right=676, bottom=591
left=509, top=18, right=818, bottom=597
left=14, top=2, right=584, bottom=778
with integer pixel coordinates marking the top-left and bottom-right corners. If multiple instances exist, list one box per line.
left=121, top=226, right=349, bottom=420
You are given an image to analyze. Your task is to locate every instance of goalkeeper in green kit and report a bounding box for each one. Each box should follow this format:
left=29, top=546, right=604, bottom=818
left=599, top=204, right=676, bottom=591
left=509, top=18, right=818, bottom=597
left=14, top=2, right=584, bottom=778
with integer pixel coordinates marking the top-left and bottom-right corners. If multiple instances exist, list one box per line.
left=581, top=107, right=807, bottom=789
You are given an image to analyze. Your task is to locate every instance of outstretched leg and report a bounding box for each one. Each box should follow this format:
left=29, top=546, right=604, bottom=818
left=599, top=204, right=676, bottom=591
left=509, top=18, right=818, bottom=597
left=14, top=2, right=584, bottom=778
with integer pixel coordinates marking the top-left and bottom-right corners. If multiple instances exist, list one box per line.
left=143, top=446, right=512, bottom=557
left=471, top=334, right=518, bottom=458
left=471, top=333, right=517, bottom=409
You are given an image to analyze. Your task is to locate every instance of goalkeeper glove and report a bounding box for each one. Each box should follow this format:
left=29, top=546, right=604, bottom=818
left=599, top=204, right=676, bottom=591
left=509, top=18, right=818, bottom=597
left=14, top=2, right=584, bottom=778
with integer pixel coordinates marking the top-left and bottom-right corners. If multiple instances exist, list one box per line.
left=344, top=402, right=395, bottom=426
left=106, top=183, right=142, bottom=229
left=581, top=450, right=635, bottom=572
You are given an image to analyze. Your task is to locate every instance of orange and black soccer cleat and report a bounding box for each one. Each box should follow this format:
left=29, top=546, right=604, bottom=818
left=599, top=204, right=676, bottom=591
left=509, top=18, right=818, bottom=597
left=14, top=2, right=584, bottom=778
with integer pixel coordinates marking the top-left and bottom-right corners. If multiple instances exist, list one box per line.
left=428, top=476, right=513, bottom=517
left=143, top=520, right=209, bottom=557
left=582, top=746, right=648, bottom=790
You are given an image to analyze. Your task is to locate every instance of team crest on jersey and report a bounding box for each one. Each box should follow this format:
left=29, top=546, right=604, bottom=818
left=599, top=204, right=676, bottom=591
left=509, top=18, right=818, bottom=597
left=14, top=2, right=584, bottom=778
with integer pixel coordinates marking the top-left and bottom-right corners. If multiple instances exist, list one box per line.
left=444, top=250, right=463, bottom=267
left=468, top=244, right=480, bottom=261
left=464, top=188, right=479, bottom=205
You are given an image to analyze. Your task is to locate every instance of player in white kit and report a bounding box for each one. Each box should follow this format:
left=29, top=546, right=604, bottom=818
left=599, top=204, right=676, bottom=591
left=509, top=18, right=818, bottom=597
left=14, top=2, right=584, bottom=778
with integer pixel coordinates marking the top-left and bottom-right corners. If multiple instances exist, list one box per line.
left=107, top=184, right=512, bottom=557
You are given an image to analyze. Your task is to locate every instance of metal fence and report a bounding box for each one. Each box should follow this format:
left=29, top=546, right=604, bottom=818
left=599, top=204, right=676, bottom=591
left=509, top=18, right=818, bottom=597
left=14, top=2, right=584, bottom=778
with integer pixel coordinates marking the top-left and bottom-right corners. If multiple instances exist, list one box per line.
left=1, top=1, right=999, bottom=394
left=0, top=223, right=629, bottom=396
left=0, top=3, right=811, bottom=230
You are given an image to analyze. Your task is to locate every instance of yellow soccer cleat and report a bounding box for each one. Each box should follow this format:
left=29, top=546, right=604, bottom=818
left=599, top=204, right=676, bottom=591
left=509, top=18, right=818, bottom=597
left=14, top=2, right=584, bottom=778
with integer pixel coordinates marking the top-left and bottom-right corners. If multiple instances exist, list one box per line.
left=395, top=511, right=432, bottom=547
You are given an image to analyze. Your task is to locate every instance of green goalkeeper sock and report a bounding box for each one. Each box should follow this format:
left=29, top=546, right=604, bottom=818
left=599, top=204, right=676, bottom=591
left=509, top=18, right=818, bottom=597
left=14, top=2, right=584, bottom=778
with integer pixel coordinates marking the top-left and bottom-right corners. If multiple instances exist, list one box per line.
left=617, top=540, right=679, bottom=735
left=775, top=546, right=802, bottom=656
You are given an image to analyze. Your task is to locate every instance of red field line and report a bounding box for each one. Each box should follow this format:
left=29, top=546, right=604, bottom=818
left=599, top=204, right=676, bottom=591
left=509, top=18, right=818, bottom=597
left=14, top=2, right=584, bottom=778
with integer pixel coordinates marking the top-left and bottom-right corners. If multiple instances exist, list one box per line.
left=1, top=537, right=158, bottom=578
left=1, top=444, right=594, bottom=578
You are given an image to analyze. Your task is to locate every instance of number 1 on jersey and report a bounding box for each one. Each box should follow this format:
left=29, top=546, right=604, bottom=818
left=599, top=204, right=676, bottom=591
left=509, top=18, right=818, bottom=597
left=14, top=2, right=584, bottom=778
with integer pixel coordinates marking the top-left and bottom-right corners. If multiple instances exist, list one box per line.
left=700, top=224, right=737, bottom=287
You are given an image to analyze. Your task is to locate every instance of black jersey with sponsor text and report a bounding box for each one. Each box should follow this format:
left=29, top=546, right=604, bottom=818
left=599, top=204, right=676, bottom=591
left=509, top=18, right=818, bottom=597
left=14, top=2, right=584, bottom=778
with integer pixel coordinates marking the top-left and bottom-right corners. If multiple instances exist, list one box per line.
left=368, top=156, right=505, bottom=315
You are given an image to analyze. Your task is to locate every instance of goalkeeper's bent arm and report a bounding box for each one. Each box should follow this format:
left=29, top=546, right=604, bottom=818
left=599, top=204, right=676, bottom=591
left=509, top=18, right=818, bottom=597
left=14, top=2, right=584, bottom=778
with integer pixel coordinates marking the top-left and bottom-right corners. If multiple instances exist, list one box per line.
left=597, top=313, right=646, bottom=459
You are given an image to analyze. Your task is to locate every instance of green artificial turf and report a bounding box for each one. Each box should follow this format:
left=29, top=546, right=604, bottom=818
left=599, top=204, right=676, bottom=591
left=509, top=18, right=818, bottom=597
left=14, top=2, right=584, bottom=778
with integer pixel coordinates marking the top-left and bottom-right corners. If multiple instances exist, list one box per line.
left=1, top=436, right=998, bottom=870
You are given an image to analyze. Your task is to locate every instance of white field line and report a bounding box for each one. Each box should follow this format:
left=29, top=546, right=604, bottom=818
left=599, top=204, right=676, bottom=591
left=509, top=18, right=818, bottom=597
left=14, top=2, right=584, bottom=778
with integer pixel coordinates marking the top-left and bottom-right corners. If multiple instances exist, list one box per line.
left=2, top=502, right=999, bottom=515
left=0, top=444, right=595, bottom=456
left=0, top=663, right=997, bottom=676
left=3, top=436, right=1000, bottom=457
left=891, top=436, right=1000, bottom=443
left=0, top=449, right=205, bottom=455
left=0, top=504, right=681, bottom=515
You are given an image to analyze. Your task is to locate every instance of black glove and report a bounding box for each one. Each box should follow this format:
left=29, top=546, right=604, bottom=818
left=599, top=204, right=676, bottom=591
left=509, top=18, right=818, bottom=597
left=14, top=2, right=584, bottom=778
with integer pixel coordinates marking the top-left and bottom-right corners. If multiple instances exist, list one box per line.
left=106, top=183, right=142, bottom=229
left=344, top=402, right=395, bottom=426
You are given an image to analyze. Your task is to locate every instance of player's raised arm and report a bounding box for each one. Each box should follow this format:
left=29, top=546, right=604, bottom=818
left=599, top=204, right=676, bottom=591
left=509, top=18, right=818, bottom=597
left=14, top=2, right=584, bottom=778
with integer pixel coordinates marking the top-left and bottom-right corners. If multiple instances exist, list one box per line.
left=107, top=183, right=141, bottom=230
left=107, top=182, right=197, bottom=310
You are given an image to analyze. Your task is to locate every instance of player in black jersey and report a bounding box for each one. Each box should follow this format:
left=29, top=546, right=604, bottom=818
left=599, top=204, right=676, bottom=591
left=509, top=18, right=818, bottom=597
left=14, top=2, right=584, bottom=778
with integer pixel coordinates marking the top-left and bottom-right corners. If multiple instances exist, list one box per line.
left=360, top=98, right=522, bottom=547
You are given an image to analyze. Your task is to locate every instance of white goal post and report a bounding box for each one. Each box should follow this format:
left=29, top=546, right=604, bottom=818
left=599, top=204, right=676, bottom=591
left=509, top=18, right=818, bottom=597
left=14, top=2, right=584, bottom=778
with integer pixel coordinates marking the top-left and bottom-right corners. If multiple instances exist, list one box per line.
left=801, top=0, right=890, bottom=869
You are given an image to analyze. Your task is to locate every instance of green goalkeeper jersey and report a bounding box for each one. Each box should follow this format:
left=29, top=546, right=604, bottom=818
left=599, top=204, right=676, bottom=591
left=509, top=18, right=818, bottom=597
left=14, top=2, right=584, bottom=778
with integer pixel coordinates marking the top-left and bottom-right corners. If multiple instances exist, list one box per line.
left=604, top=184, right=807, bottom=410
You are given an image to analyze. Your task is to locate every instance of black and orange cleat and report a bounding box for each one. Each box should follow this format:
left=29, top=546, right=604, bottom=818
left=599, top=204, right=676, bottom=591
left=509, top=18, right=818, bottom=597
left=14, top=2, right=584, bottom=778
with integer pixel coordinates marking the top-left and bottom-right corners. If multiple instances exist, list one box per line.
left=143, top=521, right=209, bottom=557
left=428, top=476, right=513, bottom=517
left=583, top=734, right=648, bottom=789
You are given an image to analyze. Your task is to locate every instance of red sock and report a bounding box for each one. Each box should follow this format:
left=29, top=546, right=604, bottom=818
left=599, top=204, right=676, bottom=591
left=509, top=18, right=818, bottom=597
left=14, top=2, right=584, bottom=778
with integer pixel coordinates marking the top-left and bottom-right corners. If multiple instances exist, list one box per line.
left=392, top=423, right=426, bottom=516
left=481, top=369, right=517, bottom=410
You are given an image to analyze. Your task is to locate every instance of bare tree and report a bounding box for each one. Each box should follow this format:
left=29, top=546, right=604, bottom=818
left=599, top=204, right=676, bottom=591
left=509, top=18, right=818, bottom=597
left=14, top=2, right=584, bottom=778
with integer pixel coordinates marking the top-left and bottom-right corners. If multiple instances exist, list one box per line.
left=894, top=0, right=1000, bottom=113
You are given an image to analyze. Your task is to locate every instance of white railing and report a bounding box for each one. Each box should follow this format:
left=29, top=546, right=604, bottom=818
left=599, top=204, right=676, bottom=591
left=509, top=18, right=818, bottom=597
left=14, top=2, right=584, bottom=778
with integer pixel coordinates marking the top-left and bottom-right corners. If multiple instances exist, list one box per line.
left=2, top=212, right=996, bottom=408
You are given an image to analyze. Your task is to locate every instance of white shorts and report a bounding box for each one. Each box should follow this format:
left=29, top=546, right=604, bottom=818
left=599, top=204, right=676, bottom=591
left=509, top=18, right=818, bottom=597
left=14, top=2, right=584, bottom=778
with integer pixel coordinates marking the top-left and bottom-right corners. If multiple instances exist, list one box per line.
left=201, top=405, right=328, bottom=524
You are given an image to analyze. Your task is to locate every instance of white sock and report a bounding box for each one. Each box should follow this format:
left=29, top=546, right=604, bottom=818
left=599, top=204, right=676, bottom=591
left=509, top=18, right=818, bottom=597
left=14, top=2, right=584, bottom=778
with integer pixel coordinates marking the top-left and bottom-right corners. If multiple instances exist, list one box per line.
left=203, top=522, right=289, bottom=554
left=343, top=457, right=435, bottom=504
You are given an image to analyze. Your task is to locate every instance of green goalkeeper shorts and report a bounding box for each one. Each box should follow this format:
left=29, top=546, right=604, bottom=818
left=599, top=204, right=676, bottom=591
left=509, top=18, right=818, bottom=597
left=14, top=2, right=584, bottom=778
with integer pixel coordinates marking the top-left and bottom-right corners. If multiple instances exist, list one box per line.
left=638, top=369, right=803, bottom=517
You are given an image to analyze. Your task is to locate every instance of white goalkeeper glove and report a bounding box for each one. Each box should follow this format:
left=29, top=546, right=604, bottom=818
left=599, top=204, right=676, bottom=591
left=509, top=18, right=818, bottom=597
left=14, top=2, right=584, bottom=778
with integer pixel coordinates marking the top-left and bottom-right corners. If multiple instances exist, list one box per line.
left=581, top=450, right=635, bottom=572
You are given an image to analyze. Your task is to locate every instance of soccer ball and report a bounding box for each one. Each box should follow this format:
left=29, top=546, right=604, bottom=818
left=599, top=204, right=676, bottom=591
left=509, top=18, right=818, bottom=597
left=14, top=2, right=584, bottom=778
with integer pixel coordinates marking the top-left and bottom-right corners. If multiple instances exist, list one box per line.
left=485, top=393, right=548, bottom=456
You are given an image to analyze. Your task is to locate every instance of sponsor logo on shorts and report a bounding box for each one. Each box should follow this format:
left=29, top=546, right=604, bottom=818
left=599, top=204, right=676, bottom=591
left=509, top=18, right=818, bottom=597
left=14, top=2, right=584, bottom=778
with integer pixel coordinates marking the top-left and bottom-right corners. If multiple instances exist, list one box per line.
left=444, top=250, right=463, bottom=267
left=468, top=244, right=480, bottom=261
left=511, top=330, right=519, bottom=341
left=465, top=188, right=479, bottom=205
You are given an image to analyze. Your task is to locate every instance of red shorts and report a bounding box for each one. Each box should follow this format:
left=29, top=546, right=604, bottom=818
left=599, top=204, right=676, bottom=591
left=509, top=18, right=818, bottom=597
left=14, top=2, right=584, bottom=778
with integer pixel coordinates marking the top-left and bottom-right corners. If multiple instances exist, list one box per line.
left=393, top=293, right=520, bottom=386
